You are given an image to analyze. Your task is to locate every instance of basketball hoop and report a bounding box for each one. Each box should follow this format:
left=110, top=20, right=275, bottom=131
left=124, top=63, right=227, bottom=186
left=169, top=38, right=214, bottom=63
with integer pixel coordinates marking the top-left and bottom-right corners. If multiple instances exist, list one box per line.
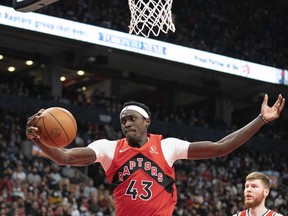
left=128, top=0, right=175, bottom=38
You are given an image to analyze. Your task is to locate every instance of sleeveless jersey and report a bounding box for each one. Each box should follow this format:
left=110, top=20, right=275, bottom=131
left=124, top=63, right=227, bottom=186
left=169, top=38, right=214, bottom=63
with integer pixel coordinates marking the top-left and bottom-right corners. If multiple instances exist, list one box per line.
left=105, top=134, right=177, bottom=216
left=237, top=209, right=276, bottom=216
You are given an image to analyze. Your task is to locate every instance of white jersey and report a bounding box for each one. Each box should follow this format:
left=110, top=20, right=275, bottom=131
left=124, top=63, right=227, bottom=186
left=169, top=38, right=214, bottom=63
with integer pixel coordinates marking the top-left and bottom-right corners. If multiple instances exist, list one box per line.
left=88, top=137, right=190, bottom=171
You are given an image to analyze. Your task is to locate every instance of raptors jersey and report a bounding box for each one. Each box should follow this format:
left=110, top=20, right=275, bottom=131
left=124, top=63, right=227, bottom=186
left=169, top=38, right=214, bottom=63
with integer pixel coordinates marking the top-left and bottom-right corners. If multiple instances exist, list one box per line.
left=236, top=209, right=277, bottom=216
left=106, top=134, right=177, bottom=216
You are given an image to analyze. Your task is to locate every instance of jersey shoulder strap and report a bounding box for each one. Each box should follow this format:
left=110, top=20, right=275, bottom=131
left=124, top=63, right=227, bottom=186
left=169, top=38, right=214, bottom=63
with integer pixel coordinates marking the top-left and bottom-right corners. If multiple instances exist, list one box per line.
left=238, top=210, right=247, bottom=216
left=266, top=210, right=276, bottom=216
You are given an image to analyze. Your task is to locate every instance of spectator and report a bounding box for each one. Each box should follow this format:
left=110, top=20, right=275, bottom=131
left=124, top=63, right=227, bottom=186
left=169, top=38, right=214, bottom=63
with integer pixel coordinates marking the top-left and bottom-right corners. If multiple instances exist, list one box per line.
left=11, top=160, right=26, bottom=183
left=27, top=166, right=42, bottom=186
left=83, top=178, right=98, bottom=199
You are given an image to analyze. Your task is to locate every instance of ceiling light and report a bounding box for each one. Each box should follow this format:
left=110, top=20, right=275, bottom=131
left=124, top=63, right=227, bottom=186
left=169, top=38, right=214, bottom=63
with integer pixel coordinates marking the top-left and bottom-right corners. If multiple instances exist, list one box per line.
left=26, top=60, right=34, bottom=65
left=77, top=70, right=85, bottom=76
left=0, top=55, right=3, bottom=60
left=8, top=67, right=15, bottom=72
left=60, top=76, right=66, bottom=81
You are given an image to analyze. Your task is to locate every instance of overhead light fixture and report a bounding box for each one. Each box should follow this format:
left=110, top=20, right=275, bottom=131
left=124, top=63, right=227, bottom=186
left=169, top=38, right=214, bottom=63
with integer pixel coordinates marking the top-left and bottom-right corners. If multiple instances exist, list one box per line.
left=8, top=67, right=15, bottom=72
left=0, top=55, right=3, bottom=60
left=60, top=76, right=66, bottom=81
left=77, top=70, right=85, bottom=76
left=26, top=60, right=34, bottom=65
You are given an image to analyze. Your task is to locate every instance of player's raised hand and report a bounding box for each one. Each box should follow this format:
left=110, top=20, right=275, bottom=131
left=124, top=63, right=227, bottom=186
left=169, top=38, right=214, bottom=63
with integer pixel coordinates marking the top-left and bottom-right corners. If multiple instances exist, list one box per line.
left=261, top=94, right=285, bottom=122
left=26, top=109, right=45, bottom=139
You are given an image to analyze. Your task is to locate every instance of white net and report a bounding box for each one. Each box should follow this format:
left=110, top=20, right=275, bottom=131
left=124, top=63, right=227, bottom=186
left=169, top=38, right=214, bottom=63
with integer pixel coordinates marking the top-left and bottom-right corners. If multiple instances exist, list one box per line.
left=128, top=0, right=175, bottom=38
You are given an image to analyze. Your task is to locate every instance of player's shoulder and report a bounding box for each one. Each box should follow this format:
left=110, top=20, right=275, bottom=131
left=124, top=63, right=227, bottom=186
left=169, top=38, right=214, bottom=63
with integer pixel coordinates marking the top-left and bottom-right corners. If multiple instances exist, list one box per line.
left=162, top=137, right=178, bottom=142
left=232, top=210, right=282, bottom=216
left=161, top=137, right=187, bottom=142
left=88, top=139, right=117, bottom=147
left=161, top=137, right=190, bottom=146
left=232, top=212, right=243, bottom=216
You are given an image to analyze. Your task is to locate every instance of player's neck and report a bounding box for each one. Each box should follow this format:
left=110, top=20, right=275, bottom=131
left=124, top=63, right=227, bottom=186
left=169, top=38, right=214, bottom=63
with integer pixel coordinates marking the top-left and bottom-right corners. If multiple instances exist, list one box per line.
left=128, top=136, right=149, bottom=148
left=249, top=205, right=268, bottom=216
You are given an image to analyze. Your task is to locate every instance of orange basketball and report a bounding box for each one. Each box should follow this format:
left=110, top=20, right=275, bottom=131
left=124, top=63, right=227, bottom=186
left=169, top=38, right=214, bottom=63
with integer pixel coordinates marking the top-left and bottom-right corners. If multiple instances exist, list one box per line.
left=35, top=107, right=77, bottom=148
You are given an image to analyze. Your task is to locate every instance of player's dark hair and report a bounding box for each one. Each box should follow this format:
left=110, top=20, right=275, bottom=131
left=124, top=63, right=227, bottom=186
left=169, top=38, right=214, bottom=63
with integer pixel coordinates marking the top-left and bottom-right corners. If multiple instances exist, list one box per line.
left=123, top=101, right=151, bottom=118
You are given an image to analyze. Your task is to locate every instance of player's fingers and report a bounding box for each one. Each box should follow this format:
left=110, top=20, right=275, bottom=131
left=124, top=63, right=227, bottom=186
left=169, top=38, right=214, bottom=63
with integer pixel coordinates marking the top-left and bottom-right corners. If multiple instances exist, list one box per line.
left=28, top=109, right=44, bottom=121
left=261, top=94, right=268, bottom=107
left=26, top=126, right=39, bottom=139
left=278, top=97, right=285, bottom=112
left=272, top=95, right=285, bottom=114
left=31, top=128, right=39, bottom=138
left=27, top=109, right=44, bottom=126
left=28, top=112, right=38, bottom=121
left=273, top=94, right=282, bottom=107
left=27, top=116, right=38, bottom=127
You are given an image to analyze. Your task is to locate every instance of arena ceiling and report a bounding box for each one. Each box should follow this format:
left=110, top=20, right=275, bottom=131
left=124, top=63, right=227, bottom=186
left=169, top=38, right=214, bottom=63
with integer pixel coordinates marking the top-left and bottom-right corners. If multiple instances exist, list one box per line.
left=0, top=23, right=287, bottom=121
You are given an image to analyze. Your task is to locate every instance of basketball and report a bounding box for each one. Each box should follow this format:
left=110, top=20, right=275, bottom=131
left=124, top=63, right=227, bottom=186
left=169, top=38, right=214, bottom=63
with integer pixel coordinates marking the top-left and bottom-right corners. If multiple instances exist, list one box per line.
left=34, top=107, right=77, bottom=148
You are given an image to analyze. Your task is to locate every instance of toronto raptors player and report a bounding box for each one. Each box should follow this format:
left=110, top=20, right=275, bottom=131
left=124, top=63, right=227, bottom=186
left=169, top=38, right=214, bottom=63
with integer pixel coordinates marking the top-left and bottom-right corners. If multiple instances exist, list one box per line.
left=26, top=94, right=285, bottom=216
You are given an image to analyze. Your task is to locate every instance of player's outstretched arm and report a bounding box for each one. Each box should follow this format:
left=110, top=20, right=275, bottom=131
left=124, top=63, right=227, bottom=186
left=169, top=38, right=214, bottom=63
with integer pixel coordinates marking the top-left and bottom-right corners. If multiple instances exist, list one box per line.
left=26, top=109, right=96, bottom=166
left=187, top=94, right=285, bottom=159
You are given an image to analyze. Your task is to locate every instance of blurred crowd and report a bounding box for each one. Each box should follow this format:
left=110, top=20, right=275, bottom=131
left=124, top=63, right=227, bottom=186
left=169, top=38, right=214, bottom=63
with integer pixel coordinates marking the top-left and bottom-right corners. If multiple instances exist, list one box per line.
left=1, top=76, right=288, bottom=216
left=1, top=76, right=287, bottom=141
left=1, top=0, right=287, bottom=69
left=33, top=0, right=288, bottom=69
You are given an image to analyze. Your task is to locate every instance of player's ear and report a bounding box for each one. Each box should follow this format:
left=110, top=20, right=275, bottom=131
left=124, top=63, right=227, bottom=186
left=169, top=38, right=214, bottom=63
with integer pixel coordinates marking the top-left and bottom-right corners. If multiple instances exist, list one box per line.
left=144, top=118, right=151, bottom=128
left=264, top=188, right=270, bottom=197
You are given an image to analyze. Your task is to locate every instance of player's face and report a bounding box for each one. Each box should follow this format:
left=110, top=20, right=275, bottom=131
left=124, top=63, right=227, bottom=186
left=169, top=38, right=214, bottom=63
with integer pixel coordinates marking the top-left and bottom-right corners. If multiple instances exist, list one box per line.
left=244, top=179, right=268, bottom=208
left=120, top=110, right=149, bottom=147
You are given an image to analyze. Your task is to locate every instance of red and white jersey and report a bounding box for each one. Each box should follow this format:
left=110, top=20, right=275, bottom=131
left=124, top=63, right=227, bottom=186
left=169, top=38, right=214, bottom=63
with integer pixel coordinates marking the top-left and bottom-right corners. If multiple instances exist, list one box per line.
left=235, top=209, right=277, bottom=216
left=88, top=134, right=190, bottom=216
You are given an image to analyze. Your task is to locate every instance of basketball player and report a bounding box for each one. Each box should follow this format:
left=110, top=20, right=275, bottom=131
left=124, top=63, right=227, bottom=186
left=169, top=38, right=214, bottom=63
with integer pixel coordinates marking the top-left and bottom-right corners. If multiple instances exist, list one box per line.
left=26, top=94, right=285, bottom=216
left=233, top=172, right=283, bottom=216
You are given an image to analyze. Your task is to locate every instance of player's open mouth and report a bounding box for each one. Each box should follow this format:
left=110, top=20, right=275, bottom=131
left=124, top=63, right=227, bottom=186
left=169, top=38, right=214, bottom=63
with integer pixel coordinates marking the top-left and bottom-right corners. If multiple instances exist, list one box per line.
left=245, top=195, right=253, bottom=200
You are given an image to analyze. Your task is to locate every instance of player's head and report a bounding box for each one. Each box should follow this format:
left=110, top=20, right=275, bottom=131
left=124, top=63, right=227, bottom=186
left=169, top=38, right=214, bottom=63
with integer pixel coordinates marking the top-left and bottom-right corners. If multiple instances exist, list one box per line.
left=120, top=101, right=151, bottom=145
left=244, top=172, right=271, bottom=208
left=121, top=101, right=151, bottom=119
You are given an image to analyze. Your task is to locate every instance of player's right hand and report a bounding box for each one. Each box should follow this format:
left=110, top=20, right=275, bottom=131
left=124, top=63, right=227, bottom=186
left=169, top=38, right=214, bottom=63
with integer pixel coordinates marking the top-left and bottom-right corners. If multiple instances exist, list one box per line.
left=26, top=109, right=45, bottom=140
